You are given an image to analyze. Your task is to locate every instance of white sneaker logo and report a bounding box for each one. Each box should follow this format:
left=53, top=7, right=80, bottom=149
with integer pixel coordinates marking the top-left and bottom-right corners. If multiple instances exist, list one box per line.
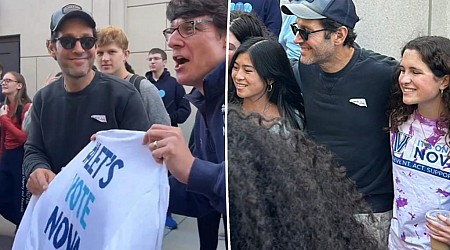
left=91, top=115, right=107, bottom=123
left=349, top=98, right=367, bottom=107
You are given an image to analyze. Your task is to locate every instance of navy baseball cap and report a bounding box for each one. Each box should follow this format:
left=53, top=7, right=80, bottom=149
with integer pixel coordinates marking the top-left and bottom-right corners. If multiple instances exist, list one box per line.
left=50, top=4, right=96, bottom=33
left=281, top=0, right=359, bottom=29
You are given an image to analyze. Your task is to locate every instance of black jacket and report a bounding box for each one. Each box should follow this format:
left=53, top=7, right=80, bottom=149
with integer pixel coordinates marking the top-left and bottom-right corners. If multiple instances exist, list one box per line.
left=146, top=69, right=191, bottom=127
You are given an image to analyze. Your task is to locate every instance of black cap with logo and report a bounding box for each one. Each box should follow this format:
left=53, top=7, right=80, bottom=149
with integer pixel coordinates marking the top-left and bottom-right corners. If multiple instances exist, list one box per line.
left=50, top=4, right=96, bottom=33
left=281, top=0, right=359, bottom=29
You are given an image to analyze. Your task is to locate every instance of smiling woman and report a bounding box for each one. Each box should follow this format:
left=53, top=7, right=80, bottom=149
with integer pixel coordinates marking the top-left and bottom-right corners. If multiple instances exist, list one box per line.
left=388, top=36, right=450, bottom=249
left=229, top=37, right=305, bottom=131
left=0, top=71, right=32, bottom=227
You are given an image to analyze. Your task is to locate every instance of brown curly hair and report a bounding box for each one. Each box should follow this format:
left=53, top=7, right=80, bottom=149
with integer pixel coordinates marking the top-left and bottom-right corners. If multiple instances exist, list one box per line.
left=228, top=107, right=379, bottom=250
left=388, top=36, right=450, bottom=144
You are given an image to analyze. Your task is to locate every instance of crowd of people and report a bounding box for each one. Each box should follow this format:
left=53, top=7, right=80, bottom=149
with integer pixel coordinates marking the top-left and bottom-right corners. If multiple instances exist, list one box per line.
left=0, top=0, right=449, bottom=249
left=228, top=0, right=450, bottom=249
left=1, top=0, right=210, bottom=248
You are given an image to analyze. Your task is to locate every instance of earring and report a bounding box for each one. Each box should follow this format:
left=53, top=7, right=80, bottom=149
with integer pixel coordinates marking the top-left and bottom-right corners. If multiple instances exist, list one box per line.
left=267, top=84, right=273, bottom=92
left=441, top=89, right=444, bottom=97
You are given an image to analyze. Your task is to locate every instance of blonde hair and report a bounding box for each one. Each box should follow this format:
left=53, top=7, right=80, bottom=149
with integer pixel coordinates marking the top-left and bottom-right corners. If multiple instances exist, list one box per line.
left=97, top=25, right=129, bottom=50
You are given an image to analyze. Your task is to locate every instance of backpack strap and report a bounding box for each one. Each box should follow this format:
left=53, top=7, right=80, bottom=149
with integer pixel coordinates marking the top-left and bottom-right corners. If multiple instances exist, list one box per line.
left=129, top=74, right=146, bottom=94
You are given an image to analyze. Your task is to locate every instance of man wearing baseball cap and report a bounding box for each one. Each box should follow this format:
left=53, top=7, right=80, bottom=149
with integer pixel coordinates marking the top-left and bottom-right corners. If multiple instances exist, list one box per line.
left=282, top=0, right=398, bottom=247
left=24, top=4, right=149, bottom=195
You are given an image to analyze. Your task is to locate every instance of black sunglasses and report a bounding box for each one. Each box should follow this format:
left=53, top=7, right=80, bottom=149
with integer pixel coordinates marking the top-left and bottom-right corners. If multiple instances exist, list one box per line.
left=290, top=23, right=327, bottom=41
left=54, top=36, right=97, bottom=50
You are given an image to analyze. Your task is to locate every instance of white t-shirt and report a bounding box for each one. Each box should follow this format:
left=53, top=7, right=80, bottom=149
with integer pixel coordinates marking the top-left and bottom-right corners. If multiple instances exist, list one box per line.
left=389, top=111, right=450, bottom=249
left=13, top=130, right=169, bottom=250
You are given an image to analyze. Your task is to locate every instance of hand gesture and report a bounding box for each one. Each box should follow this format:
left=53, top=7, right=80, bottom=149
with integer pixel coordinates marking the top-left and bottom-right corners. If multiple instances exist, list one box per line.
left=27, top=168, right=56, bottom=195
left=0, top=105, right=8, bottom=117
left=143, top=124, right=195, bottom=184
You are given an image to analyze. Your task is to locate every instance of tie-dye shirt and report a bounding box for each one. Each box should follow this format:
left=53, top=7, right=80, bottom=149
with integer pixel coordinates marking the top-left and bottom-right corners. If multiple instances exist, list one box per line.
left=389, top=110, right=450, bottom=250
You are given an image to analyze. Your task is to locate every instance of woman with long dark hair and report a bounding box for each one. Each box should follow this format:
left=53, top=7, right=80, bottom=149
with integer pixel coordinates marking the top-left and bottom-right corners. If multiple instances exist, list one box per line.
left=388, top=36, right=450, bottom=249
left=229, top=37, right=305, bottom=131
left=228, top=11, right=273, bottom=62
left=0, top=71, right=32, bottom=226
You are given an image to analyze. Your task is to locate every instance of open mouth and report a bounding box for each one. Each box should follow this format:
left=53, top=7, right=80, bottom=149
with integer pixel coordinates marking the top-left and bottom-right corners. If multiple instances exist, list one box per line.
left=173, top=56, right=189, bottom=69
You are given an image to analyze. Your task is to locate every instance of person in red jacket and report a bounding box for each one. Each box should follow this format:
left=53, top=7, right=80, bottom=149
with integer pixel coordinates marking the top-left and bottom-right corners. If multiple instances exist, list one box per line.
left=0, top=71, right=32, bottom=226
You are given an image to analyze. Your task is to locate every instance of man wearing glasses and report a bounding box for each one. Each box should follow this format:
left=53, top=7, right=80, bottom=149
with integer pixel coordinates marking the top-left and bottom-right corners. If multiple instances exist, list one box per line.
left=282, top=0, right=398, bottom=248
left=24, top=4, right=149, bottom=195
left=143, top=0, right=227, bottom=249
left=145, top=48, right=191, bottom=128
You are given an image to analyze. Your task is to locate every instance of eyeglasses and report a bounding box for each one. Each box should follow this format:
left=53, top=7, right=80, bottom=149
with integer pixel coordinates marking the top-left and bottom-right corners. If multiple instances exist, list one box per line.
left=162, top=19, right=214, bottom=41
left=54, top=36, right=97, bottom=50
left=147, top=57, right=162, bottom=61
left=0, top=79, right=18, bottom=84
left=290, top=23, right=327, bottom=41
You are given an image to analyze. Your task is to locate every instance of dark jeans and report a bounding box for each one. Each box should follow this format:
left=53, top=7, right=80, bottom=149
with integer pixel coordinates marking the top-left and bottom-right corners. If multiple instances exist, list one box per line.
left=197, top=210, right=221, bottom=250
left=0, top=146, right=26, bottom=226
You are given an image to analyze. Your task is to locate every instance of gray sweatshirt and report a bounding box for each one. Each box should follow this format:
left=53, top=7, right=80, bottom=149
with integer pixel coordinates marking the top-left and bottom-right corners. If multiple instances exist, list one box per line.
left=125, top=75, right=170, bottom=126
